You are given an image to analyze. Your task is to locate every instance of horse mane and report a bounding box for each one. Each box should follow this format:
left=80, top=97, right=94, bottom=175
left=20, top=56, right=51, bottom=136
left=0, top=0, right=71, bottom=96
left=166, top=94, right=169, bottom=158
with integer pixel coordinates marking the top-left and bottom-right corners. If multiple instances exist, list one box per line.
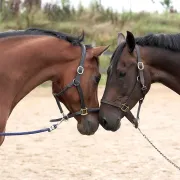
left=0, top=28, right=85, bottom=46
left=0, top=28, right=97, bottom=65
left=135, top=33, right=180, bottom=52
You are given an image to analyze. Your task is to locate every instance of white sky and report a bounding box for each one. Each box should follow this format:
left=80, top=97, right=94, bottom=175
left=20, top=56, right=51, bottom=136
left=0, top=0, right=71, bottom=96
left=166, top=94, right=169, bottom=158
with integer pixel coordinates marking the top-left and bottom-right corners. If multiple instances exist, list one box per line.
left=42, top=0, right=180, bottom=13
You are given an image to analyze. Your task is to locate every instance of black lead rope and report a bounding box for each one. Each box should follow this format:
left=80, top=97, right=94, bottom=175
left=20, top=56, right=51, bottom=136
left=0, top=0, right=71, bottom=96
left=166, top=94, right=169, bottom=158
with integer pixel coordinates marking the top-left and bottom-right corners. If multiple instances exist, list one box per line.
left=54, top=95, right=64, bottom=115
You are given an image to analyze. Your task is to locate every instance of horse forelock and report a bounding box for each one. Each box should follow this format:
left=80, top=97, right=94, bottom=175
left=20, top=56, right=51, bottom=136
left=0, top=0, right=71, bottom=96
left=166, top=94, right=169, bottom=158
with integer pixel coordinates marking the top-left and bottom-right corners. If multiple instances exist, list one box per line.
left=111, top=42, right=126, bottom=70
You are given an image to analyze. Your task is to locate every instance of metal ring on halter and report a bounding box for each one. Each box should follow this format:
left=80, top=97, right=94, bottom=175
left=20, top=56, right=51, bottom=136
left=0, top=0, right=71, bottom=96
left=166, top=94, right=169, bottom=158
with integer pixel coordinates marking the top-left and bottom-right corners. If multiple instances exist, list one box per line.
left=141, top=85, right=147, bottom=91
left=77, top=66, right=84, bottom=74
left=73, top=79, right=80, bottom=86
left=137, top=62, right=144, bottom=70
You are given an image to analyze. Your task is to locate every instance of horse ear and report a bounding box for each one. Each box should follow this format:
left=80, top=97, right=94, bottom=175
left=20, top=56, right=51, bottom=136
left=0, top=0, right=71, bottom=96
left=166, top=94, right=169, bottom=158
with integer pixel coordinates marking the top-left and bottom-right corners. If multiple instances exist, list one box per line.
left=126, top=31, right=135, bottom=53
left=117, top=32, right=125, bottom=45
left=92, top=45, right=110, bottom=57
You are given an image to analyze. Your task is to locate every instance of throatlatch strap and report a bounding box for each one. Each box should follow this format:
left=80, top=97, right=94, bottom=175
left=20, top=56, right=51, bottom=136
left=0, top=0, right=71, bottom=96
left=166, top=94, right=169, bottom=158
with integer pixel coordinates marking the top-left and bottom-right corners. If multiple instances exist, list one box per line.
left=54, top=95, right=63, bottom=114
left=53, top=81, right=74, bottom=97
left=136, top=46, right=145, bottom=89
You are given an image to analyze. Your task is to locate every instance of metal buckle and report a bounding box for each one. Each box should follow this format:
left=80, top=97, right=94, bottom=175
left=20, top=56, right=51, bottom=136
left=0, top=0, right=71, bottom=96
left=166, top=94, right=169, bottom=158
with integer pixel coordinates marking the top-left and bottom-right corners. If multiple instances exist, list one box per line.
left=80, top=108, right=88, bottom=115
left=137, top=62, right=144, bottom=70
left=120, top=103, right=129, bottom=112
left=77, top=66, right=84, bottom=74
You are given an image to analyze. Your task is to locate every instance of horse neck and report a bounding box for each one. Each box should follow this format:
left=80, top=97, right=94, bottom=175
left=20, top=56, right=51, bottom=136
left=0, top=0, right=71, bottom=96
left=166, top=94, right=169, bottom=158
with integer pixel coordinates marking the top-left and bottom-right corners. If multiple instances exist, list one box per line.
left=0, top=36, right=78, bottom=111
left=142, top=46, right=180, bottom=94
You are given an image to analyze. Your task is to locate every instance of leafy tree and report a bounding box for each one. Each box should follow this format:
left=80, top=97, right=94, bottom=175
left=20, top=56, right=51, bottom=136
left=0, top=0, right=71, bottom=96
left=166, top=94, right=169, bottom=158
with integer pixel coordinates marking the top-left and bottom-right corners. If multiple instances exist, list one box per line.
left=160, top=0, right=172, bottom=10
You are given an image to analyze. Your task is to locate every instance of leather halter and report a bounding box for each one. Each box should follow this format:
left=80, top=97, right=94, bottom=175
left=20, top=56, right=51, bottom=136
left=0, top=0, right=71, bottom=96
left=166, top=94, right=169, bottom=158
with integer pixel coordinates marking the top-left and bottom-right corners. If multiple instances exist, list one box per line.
left=50, top=43, right=99, bottom=123
left=101, top=45, right=147, bottom=128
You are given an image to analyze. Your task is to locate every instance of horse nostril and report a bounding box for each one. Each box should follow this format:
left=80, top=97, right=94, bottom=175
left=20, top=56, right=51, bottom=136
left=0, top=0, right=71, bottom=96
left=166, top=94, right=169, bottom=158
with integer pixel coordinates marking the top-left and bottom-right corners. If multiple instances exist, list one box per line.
left=102, top=117, right=108, bottom=127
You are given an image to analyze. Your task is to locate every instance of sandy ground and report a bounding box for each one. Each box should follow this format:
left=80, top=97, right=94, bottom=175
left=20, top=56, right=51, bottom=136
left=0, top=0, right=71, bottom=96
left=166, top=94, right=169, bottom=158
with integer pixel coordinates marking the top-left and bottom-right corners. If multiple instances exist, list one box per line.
left=0, top=84, right=180, bottom=180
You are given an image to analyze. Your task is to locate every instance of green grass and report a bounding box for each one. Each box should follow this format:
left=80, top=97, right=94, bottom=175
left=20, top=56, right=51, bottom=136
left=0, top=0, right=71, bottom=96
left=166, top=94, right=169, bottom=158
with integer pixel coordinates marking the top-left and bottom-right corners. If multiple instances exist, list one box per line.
left=99, top=74, right=107, bottom=85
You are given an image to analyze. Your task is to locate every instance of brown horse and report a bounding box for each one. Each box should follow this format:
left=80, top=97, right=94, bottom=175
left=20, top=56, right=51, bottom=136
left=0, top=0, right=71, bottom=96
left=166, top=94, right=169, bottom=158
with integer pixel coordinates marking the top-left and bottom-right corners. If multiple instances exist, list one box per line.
left=0, top=28, right=109, bottom=146
left=99, top=30, right=180, bottom=131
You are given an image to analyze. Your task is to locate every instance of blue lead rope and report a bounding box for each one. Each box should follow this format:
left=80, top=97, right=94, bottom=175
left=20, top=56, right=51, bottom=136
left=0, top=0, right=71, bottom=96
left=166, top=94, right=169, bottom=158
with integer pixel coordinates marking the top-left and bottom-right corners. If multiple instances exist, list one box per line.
left=0, top=123, right=59, bottom=136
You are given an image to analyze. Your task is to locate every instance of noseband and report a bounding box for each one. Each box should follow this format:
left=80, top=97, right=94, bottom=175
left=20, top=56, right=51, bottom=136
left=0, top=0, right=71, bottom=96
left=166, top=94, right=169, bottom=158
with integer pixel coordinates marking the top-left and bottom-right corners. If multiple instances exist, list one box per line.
left=50, top=43, right=99, bottom=123
left=101, top=45, right=147, bottom=128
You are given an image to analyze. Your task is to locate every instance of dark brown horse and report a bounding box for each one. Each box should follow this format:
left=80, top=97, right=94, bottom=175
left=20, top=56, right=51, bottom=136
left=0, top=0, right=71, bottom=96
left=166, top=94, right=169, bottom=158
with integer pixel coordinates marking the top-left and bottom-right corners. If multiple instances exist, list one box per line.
left=99, top=30, right=180, bottom=131
left=0, top=28, right=109, bottom=146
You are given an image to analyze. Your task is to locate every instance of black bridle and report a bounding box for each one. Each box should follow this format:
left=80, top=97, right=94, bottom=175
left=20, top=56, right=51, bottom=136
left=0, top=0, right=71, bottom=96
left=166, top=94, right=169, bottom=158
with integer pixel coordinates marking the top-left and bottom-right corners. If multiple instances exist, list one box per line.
left=50, top=43, right=99, bottom=123
left=101, top=45, right=147, bottom=128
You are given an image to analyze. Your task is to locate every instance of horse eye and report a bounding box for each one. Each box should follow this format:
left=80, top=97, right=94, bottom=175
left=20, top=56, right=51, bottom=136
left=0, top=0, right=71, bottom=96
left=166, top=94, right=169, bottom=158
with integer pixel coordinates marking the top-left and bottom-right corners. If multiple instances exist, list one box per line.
left=95, top=75, right=101, bottom=84
left=119, top=72, right=126, bottom=78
